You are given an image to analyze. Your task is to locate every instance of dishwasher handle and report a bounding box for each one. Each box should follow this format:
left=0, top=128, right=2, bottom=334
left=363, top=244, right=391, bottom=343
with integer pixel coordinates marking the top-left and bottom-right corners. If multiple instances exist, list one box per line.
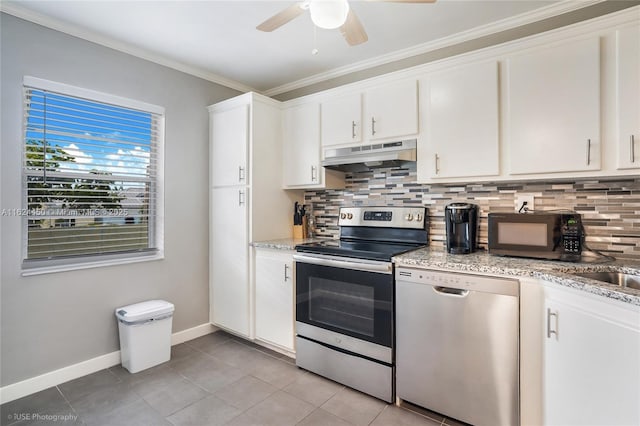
left=433, top=286, right=470, bottom=297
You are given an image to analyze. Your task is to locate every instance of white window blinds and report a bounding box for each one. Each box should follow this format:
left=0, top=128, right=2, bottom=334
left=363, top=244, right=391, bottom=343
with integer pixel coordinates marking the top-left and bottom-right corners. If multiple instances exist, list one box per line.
left=22, top=79, right=164, bottom=268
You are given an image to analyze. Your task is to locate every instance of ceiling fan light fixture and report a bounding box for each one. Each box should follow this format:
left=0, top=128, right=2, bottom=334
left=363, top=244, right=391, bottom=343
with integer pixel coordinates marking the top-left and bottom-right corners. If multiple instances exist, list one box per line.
left=309, top=0, right=350, bottom=30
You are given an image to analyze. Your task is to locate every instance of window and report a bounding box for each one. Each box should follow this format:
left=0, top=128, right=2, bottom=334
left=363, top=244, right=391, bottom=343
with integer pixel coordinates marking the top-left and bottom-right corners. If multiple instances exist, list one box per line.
left=21, top=77, right=164, bottom=271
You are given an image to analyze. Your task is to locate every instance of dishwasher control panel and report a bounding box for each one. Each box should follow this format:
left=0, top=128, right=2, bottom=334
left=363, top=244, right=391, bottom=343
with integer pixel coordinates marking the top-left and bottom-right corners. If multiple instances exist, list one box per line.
left=396, top=268, right=519, bottom=296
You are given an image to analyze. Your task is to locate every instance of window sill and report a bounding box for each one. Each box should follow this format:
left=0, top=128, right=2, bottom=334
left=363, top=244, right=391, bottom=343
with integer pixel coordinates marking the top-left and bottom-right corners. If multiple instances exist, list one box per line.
left=21, top=252, right=164, bottom=277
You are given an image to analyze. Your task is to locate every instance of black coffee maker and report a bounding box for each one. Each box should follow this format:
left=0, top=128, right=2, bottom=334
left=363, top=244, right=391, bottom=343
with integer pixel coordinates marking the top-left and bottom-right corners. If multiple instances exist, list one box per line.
left=445, top=203, right=479, bottom=254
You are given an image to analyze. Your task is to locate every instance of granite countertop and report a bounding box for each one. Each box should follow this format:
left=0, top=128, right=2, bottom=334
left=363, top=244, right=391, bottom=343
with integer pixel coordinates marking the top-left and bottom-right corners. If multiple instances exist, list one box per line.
left=251, top=238, right=640, bottom=306
left=251, top=237, right=327, bottom=251
left=394, top=247, right=640, bottom=306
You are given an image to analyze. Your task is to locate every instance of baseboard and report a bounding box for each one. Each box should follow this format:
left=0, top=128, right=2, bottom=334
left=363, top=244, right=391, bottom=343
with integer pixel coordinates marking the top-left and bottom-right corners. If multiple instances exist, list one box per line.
left=0, top=351, right=122, bottom=405
left=171, top=323, right=218, bottom=345
left=0, top=322, right=217, bottom=405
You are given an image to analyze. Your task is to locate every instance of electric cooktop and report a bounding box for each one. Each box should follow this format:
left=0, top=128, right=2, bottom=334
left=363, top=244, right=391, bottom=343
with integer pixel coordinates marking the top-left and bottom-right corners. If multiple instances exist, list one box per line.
left=295, top=239, right=425, bottom=262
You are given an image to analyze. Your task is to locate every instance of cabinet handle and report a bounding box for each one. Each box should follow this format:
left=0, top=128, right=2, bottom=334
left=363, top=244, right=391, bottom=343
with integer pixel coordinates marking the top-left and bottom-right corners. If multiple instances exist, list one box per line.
left=311, top=165, right=317, bottom=182
left=586, top=139, right=591, bottom=166
left=435, top=154, right=440, bottom=175
left=238, top=166, right=245, bottom=182
left=352, top=121, right=356, bottom=139
left=631, top=135, right=636, bottom=163
left=371, top=117, right=376, bottom=136
left=284, top=264, right=290, bottom=281
left=238, top=189, right=245, bottom=206
left=547, top=308, right=558, bottom=339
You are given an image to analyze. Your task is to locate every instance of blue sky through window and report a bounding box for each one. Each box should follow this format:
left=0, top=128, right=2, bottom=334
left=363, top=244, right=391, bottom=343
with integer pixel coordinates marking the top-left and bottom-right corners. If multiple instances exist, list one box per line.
left=25, top=89, right=154, bottom=179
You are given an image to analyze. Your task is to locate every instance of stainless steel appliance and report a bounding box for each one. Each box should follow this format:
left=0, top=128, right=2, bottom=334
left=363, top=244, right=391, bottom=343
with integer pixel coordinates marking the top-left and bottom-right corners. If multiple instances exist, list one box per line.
left=294, top=206, right=428, bottom=403
left=321, top=139, right=417, bottom=172
left=445, top=203, right=479, bottom=254
left=395, top=268, right=519, bottom=426
left=488, top=211, right=583, bottom=261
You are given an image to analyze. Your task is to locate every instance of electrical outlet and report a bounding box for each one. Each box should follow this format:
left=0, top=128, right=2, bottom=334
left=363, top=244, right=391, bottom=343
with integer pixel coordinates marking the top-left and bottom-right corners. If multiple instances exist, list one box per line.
left=515, top=194, right=535, bottom=212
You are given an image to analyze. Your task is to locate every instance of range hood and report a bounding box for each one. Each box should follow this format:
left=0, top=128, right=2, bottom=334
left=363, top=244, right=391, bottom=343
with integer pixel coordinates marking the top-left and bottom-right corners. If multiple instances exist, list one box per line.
left=322, top=139, right=417, bottom=172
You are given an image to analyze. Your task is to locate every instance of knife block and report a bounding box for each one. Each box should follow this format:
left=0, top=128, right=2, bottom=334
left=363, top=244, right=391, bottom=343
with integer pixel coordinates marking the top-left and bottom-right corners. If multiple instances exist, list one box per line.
left=293, top=217, right=307, bottom=240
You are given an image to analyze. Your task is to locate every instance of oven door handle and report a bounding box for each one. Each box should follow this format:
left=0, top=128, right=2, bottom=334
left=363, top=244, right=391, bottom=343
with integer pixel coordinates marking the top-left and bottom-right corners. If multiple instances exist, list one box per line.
left=293, top=254, right=392, bottom=275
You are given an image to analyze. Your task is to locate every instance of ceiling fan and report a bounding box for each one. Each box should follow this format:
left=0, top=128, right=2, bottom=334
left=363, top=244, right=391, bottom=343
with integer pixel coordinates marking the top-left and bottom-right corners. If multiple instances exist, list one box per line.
left=256, top=0, right=437, bottom=47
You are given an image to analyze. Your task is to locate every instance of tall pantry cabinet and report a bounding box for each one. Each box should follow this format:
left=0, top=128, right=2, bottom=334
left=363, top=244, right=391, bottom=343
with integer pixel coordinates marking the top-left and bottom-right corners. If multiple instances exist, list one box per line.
left=208, top=93, right=294, bottom=338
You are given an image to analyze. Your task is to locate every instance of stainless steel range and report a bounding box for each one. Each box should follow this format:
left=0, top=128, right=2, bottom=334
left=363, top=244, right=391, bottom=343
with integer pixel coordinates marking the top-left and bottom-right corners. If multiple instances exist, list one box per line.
left=293, top=206, right=428, bottom=403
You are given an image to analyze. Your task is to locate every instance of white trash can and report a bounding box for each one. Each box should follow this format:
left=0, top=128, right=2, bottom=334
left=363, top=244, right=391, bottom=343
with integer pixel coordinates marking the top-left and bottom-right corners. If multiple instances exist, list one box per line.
left=115, top=300, right=174, bottom=373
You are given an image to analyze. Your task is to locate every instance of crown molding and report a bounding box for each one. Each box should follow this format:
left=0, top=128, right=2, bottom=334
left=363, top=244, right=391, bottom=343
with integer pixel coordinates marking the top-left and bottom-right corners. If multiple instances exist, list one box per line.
left=0, top=2, right=256, bottom=94
left=263, top=0, right=605, bottom=96
left=1, top=0, right=606, bottom=97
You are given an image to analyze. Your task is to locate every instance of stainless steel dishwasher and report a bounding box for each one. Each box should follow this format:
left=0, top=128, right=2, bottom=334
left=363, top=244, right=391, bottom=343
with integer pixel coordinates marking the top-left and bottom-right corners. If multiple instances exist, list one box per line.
left=395, top=267, right=519, bottom=426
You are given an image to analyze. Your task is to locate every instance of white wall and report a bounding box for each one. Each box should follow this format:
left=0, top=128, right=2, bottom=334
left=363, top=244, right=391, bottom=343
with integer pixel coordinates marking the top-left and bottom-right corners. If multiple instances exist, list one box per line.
left=0, top=13, right=240, bottom=386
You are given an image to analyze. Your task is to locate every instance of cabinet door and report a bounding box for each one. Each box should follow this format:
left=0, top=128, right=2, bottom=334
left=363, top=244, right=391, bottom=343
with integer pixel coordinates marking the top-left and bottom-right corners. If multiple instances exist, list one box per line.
left=210, top=105, right=248, bottom=187
left=283, top=103, right=321, bottom=187
left=366, top=80, right=418, bottom=141
left=506, top=38, right=601, bottom=174
left=422, top=61, right=499, bottom=179
left=210, top=186, right=250, bottom=337
left=617, top=26, right=640, bottom=170
left=255, top=250, right=294, bottom=351
left=544, top=296, right=640, bottom=426
left=321, top=93, right=362, bottom=146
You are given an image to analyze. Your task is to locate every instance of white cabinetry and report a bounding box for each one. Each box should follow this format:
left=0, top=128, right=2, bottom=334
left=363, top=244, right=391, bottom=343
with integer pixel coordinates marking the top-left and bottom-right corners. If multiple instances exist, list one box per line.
left=319, top=80, right=418, bottom=147
left=419, top=61, right=499, bottom=180
left=283, top=103, right=320, bottom=187
left=255, top=249, right=295, bottom=352
left=283, top=102, right=344, bottom=189
left=365, top=79, right=418, bottom=141
left=616, top=25, right=640, bottom=170
left=210, top=186, right=249, bottom=335
left=209, top=93, right=293, bottom=338
left=506, top=37, right=601, bottom=175
left=321, top=93, right=362, bottom=147
left=543, top=285, right=640, bottom=426
left=210, top=105, right=248, bottom=187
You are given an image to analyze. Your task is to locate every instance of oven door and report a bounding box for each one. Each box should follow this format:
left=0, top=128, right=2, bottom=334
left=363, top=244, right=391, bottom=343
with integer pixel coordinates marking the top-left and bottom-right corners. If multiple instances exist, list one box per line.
left=294, top=253, right=394, bottom=361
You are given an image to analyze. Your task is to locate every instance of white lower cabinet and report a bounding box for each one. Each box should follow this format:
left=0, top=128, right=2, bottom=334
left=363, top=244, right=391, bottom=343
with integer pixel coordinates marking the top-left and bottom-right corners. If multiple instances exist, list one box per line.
left=210, top=186, right=250, bottom=337
left=255, top=249, right=295, bottom=352
left=543, top=284, right=640, bottom=426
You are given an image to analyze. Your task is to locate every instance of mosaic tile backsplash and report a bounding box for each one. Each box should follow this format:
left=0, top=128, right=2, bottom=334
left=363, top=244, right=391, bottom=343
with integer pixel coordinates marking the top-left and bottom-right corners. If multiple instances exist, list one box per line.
left=304, top=165, right=640, bottom=261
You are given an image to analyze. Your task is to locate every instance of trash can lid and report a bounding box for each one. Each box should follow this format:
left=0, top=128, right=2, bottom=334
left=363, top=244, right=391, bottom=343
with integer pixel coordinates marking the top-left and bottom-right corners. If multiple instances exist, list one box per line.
left=115, top=300, right=174, bottom=322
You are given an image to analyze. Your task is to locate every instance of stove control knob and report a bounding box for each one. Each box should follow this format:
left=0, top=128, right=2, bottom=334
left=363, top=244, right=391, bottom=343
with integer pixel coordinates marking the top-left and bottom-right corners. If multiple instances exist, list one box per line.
left=405, top=213, right=414, bottom=221
left=415, top=213, right=423, bottom=222
left=346, top=213, right=353, bottom=219
left=340, top=213, right=347, bottom=219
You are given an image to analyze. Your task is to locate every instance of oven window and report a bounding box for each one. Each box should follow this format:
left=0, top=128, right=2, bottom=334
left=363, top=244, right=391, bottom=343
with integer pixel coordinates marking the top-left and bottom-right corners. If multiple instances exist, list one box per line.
left=296, top=261, right=393, bottom=347
left=309, top=277, right=375, bottom=337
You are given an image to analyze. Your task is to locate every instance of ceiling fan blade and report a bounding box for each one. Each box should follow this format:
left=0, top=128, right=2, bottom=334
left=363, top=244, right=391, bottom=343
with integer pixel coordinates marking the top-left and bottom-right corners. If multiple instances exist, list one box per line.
left=340, top=9, right=368, bottom=46
left=256, top=2, right=306, bottom=32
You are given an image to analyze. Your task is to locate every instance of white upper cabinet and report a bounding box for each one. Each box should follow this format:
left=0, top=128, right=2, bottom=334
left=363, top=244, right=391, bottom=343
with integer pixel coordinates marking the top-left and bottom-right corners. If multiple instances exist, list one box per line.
left=283, top=102, right=322, bottom=187
left=210, top=104, right=248, bottom=187
left=321, top=93, right=362, bottom=147
left=616, top=25, right=640, bottom=170
left=365, top=79, right=419, bottom=141
left=419, top=61, right=500, bottom=180
left=506, top=37, right=601, bottom=175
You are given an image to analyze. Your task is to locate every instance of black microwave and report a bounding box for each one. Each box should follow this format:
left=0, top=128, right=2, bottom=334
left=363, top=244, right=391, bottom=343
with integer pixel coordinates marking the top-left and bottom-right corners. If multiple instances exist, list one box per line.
left=488, top=212, right=584, bottom=261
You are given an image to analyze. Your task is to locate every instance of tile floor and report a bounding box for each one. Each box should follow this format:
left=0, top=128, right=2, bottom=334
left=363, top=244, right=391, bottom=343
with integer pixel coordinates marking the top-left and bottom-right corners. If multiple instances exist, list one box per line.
left=1, top=331, right=463, bottom=426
